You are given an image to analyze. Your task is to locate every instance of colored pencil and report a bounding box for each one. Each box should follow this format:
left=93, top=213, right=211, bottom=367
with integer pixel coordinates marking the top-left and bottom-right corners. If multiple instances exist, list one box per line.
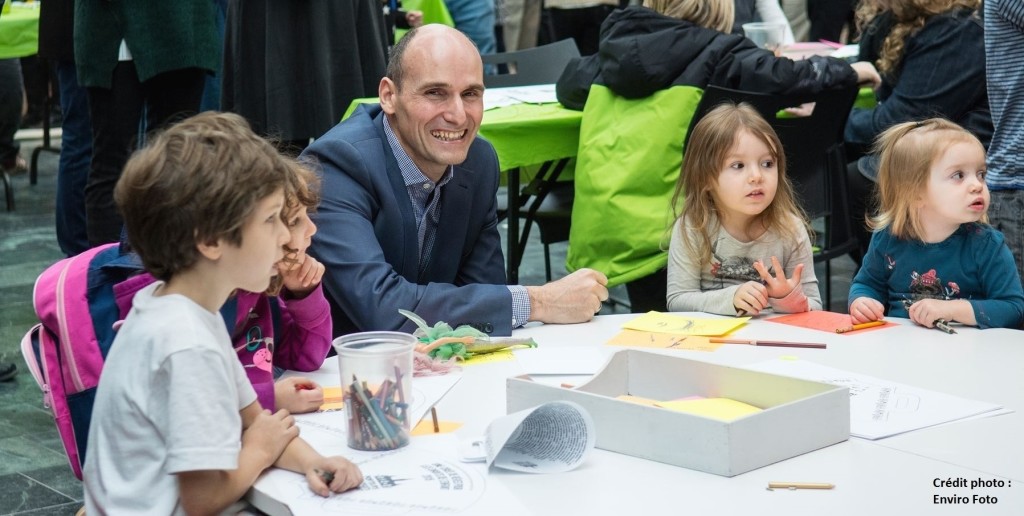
left=768, top=482, right=834, bottom=490
left=710, top=338, right=826, bottom=349
left=835, top=320, right=885, bottom=334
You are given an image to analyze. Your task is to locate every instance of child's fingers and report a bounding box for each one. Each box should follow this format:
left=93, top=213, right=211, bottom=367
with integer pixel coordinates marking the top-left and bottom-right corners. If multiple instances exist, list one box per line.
left=748, top=282, right=768, bottom=307
left=306, top=469, right=331, bottom=497
left=752, top=260, right=771, bottom=282
left=789, top=263, right=804, bottom=283
left=769, top=256, right=786, bottom=280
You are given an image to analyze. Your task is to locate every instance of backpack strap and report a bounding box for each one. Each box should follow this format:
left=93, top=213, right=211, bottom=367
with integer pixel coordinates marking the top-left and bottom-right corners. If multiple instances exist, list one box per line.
left=220, top=297, right=238, bottom=337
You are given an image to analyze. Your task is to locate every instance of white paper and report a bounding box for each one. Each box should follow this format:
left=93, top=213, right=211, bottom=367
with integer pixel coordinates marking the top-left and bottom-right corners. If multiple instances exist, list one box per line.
left=512, top=347, right=607, bottom=375
left=743, top=359, right=1006, bottom=440
left=830, top=44, right=860, bottom=59
left=463, top=401, right=595, bottom=473
left=483, top=84, right=558, bottom=110
left=251, top=434, right=530, bottom=515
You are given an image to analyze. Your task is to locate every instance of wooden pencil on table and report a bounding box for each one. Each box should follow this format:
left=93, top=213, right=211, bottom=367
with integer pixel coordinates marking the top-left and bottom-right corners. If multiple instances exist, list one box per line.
left=709, top=338, right=827, bottom=349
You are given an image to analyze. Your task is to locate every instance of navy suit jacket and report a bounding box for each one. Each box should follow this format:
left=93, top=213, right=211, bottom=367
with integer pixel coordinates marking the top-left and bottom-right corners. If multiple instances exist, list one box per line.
left=304, top=104, right=514, bottom=336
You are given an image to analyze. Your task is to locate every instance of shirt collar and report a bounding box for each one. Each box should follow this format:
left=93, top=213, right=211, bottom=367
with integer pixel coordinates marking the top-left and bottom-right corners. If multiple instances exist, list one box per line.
left=383, top=114, right=454, bottom=187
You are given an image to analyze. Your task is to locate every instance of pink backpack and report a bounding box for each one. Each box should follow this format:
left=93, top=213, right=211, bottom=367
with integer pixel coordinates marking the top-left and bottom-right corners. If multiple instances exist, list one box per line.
left=20, top=244, right=264, bottom=479
left=19, top=243, right=146, bottom=479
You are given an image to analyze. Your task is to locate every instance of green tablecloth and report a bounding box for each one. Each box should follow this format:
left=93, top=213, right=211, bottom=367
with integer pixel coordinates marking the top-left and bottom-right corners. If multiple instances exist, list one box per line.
left=342, top=99, right=583, bottom=171
left=0, top=4, right=40, bottom=59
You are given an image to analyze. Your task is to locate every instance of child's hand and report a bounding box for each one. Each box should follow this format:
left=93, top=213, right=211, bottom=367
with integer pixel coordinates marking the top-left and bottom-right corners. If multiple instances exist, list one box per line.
left=242, top=409, right=299, bottom=468
left=406, top=10, right=423, bottom=27
left=907, top=299, right=960, bottom=328
left=280, top=254, right=325, bottom=298
left=753, top=257, right=802, bottom=299
left=849, top=297, right=885, bottom=323
left=305, top=456, right=364, bottom=497
left=733, top=281, right=769, bottom=315
left=275, top=377, right=324, bottom=414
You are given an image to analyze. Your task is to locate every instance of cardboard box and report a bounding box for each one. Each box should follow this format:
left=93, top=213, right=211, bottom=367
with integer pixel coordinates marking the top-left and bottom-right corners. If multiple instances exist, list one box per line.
left=506, top=350, right=849, bottom=477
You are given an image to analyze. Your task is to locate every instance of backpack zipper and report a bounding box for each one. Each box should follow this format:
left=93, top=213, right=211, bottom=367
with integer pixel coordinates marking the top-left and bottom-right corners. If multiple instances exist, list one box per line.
left=54, top=254, right=85, bottom=392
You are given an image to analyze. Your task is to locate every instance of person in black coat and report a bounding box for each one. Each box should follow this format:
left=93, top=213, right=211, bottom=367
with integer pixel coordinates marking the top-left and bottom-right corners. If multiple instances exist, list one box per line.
left=38, top=0, right=90, bottom=256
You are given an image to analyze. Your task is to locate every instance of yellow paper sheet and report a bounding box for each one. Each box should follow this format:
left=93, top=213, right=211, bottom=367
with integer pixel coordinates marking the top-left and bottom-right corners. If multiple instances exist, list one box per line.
left=460, top=350, right=517, bottom=366
left=622, top=311, right=749, bottom=336
left=655, top=398, right=762, bottom=422
left=606, top=329, right=722, bottom=351
left=615, top=395, right=661, bottom=407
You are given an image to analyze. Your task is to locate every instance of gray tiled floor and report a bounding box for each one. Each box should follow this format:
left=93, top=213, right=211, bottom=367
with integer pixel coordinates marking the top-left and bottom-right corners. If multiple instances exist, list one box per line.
left=0, top=136, right=856, bottom=515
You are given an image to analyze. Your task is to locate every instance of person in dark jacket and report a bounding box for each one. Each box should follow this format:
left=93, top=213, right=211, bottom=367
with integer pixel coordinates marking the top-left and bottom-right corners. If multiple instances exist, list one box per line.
left=555, top=0, right=879, bottom=312
left=845, top=0, right=990, bottom=262
left=558, top=0, right=878, bottom=111
left=38, top=0, right=90, bottom=256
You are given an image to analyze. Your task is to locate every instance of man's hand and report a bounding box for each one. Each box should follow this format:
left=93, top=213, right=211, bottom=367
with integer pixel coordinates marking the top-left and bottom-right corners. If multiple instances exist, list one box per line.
left=526, top=269, right=609, bottom=324
left=733, top=281, right=769, bottom=315
left=274, top=377, right=324, bottom=414
left=849, top=296, right=885, bottom=323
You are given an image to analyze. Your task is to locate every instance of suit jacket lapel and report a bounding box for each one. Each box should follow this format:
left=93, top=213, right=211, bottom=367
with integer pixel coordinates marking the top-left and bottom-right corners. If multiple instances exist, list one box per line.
left=372, top=111, right=420, bottom=280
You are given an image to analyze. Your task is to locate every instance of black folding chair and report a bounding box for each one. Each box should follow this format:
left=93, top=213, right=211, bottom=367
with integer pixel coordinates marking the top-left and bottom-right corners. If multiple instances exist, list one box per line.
left=482, top=39, right=580, bottom=282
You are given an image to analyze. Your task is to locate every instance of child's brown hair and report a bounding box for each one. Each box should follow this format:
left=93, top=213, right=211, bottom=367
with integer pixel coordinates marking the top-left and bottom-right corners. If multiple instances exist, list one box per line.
left=114, top=112, right=292, bottom=281
left=265, top=159, right=322, bottom=296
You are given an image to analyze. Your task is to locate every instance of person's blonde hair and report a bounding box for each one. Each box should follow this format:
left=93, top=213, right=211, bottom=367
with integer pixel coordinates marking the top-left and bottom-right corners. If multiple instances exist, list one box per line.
left=869, top=118, right=985, bottom=240
left=264, top=159, right=322, bottom=296
left=672, top=103, right=809, bottom=266
left=856, top=0, right=979, bottom=76
left=643, top=0, right=735, bottom=33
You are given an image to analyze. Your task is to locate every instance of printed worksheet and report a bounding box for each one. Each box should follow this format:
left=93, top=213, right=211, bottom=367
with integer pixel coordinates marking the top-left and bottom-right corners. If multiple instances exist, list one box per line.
left=743, top=359, right=1007, bottom=439
left=250, top=434, right=530, bottom=515
left=461, top=401, right=596, bottom=473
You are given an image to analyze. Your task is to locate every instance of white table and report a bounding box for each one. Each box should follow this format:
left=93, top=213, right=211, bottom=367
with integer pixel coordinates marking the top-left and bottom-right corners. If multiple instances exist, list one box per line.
left=252, top=314, right=1024, bottom=515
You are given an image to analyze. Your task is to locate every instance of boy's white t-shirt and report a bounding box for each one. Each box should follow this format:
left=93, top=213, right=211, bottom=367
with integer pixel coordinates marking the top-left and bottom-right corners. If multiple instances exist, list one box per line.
left=83, top=282, right=258, bottom=514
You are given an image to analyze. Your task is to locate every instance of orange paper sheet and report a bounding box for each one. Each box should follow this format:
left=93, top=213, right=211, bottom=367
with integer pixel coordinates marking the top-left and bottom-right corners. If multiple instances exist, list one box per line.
left=766, top=311, right=897, bottom=335
left=606, top=329, right=722, bottom=351
left=317, top=386, right=344, bottom=412
left=411, top=420, right=463, bottom=436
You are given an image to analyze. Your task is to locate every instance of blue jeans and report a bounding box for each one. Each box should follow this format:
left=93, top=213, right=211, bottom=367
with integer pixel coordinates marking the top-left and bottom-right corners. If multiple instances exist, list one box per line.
left=444, top=0, right=496, bottom=55
left=55, top=60, right=92, bottom=256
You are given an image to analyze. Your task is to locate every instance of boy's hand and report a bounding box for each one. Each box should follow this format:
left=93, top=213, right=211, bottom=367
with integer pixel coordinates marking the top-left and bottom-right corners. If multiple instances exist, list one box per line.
left=850, top=297, right=885, bottom=323
left=306, top=456, right=364, bottom=497
left=753, top=257, right=802, bottom=299
left=733, top=281, right=768, bottom=315
left=280, top=254, right=325, bottom=298
left=275, top=377, right=324, bottom=414
left=242, top=409, right=299, bottom=468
